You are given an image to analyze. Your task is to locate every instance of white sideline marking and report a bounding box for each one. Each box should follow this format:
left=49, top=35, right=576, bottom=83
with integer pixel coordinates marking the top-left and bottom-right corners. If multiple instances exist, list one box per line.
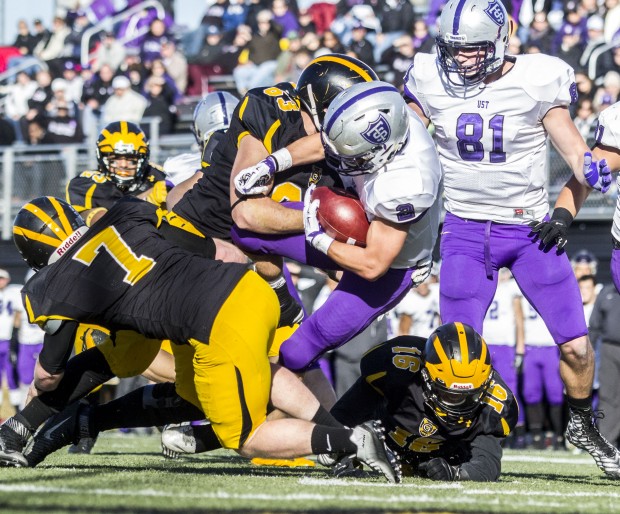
left=503, top=454, right=595, bottom=465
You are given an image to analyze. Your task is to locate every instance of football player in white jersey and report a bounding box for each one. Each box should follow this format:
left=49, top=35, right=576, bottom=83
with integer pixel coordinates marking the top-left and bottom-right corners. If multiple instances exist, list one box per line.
left=394, top=280, right=440, bottom=337
left=403, top=0, right=619, bottom=477
left=0, top=270, right=22, bottom=412
left=231, top=81, right=443, bottom=379
left=520, top=298, right=565, bottom=450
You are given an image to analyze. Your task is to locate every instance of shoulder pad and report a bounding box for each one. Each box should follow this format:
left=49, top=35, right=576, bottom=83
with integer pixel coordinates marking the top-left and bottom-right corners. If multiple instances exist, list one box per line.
left=403, top=53, right=436, bottom=118
left=148, top=161, right=165, bottom=172
left=518, top=54, right=577, bottom=106
left=596, top=102, right=620, bottom=148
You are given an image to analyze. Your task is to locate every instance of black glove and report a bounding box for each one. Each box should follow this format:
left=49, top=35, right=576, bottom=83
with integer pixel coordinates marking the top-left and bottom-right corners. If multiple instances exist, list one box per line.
left=513, top=352, right=524, bottom=373
left=528, top=208, right=574, bottom=250
left=419, top=457, right=459, bottom=481
left=9, top=327, right=19, bottom=367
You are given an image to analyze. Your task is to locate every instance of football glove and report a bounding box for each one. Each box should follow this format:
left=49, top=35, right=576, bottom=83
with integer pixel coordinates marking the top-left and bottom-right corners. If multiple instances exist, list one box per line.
left=528, top=207, right=574, bottom=250
left=419, top=457, right=460, bottom=481
left=303, top=184, right=334, bottom=254
left=234, top=148, right=292, bottom=195
left=583, top=152, right=611, bottom=193
left=513, top=352, right=524, bottom=373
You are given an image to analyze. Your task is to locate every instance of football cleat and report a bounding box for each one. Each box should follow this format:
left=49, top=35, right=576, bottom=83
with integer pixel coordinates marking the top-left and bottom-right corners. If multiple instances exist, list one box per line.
left=351, top=420, right=402, bottom=483
left=161, top=423, right=198, bottom=459
left=566, top=408, right=620, bottom=478
left=251, top=457, right=315, bottom=467
left=25, top=401, right=90, bottom=467
left=0, top=418, right=30, bottom=467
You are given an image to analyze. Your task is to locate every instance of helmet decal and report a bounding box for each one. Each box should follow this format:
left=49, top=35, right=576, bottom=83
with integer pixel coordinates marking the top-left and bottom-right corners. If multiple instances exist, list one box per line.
left=484, top=0, right=507, bottom=26
left=361, top=114, right=391, bottom=145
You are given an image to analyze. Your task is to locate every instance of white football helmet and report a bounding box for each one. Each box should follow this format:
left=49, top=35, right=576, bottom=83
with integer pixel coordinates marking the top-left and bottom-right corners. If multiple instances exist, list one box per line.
left=321, top=81, right=409, bottom=175
left=436, top=0, right=510, bottom=85
left=192, top=91, right=239, bottom=145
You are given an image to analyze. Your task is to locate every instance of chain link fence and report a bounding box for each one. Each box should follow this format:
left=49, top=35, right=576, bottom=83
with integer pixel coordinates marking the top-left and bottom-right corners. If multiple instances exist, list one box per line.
left=0, top=136, right=615, bottom=240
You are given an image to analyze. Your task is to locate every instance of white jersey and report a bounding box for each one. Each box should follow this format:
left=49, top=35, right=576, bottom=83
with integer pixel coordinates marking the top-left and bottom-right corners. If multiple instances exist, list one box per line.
left=341, top=110, right=443, bottom=269
left=483, top=278, right=522, bottom=346
left=521, top=297, right=555, bottom=346
left=163, top=152, right=202, bottom=186
left=596, top=102, right=620, bottom=241
left=404, top=53, right=576, bottom=224
left=395, top=282, right=440, bottom=337
left=0, top=285, right=22, bottom=341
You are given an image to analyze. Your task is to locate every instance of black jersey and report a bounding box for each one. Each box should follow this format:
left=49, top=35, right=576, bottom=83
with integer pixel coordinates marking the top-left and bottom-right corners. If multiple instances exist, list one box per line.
left=172, top=83, right=343, bottom=241
left=333, top=336, right=518, bottom=469
left=22, top=197, right=248, bottom=344
left=66, top=163, right=169, bottom=212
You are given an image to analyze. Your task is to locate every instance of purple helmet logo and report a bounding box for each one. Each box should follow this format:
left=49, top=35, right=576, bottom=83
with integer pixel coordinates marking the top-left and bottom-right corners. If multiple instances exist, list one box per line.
left=484, top=1, right=505, bottom=26
left=361, top=114, right=391, bottom=145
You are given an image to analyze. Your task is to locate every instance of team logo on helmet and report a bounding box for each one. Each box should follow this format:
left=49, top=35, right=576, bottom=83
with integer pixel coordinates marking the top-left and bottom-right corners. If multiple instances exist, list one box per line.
left=484, top=0, right=505, bottom=26
left=361, top=114, right=391, bottom=145
left=419, top=418, right=438, bottom=437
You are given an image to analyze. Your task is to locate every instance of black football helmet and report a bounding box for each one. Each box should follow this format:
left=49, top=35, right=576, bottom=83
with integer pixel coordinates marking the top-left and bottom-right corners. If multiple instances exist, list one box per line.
left=295, top=53, right=378, bottom=130
left=13, top=197, right=87, bottom=271
left=422, top=322, right=492, bottom=426
left=96, top=121, right=150, bottom=191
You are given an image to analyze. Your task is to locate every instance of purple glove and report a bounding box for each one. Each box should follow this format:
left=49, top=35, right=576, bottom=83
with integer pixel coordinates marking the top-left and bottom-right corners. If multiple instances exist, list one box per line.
left=583, top=152, right=611, bottom=193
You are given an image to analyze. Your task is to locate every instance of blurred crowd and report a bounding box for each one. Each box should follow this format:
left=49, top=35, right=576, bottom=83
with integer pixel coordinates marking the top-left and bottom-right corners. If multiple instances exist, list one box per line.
left=0, top=0, right=618, bottom=147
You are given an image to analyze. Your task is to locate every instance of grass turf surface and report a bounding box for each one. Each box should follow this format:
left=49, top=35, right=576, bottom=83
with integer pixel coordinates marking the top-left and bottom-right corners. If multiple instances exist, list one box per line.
left=0, top=433, right=618, bottom=514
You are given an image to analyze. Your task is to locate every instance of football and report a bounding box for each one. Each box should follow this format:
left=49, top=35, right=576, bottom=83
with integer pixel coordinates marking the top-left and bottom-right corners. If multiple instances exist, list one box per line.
left=311, top=186, right=369, bottom=247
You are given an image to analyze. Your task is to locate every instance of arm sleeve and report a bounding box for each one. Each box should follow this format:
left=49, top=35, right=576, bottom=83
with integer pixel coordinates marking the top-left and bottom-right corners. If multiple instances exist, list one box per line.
left=38, top=320, right=79, bottom=374
left=458, top=434, right=503, bottom=482
left=330, top=377, right=384, bottom=427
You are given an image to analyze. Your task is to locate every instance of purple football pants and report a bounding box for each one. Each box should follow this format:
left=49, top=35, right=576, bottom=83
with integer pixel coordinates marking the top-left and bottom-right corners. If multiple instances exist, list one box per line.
left=488, top=344, right=526, bottom=425
left=231, top=203, right=415, bottom=372
left=611, top=248, right=620, bottom=294
left=522, top=345, right=564, bottom=405
left=0, top=340, right=17, bottom=390
left=17, top=343, right=42, bottom=385
left=440, top=213, right=587, bottom=344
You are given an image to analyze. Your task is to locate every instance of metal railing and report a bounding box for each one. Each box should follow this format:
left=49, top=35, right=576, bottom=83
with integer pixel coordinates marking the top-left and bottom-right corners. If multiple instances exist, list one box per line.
left=80, top=0, right=167, bottom=68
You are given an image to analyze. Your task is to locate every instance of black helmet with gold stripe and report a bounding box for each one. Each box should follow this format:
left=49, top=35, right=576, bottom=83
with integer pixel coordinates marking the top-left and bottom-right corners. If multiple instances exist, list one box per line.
left=422, top=322, right=492, bottom=425
left=96, top=121, right=150, bottom=191
left=13, top=197, right=87, bottom=271
left=295, top=53, right=378, bottom=130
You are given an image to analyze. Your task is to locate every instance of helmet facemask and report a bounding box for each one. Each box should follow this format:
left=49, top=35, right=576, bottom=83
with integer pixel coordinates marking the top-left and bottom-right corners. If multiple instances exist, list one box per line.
left=436, top=38, right=500, bottom=86
left=101, top=150, right=146, bottom=192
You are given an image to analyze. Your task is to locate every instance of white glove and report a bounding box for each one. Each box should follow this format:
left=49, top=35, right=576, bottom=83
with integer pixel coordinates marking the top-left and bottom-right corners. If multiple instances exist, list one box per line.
left=234, top=148, right=293, bottom=195
left=303, top=184, right=334, bottom=254
left=411, top=261, right=432, bottom=287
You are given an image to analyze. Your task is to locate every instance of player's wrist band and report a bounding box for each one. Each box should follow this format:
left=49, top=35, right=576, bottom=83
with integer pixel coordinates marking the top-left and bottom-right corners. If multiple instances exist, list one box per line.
left=271, top=148, right=293, bottom=172
left=550, top=207, right=574, bottom=226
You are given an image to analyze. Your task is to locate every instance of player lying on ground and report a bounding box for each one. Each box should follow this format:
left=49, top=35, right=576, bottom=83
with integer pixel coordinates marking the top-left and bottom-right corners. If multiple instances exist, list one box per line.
left=0, top=196, right=400, bottom=483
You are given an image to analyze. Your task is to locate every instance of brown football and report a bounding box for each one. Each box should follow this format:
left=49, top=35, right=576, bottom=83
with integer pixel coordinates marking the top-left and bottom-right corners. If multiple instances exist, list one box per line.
left=311, top=186, right=369, bottom=247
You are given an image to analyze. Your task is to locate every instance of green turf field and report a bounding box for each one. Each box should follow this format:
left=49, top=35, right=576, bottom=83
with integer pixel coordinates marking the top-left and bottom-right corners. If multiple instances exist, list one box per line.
left=0, top=432, right=618, bottom=514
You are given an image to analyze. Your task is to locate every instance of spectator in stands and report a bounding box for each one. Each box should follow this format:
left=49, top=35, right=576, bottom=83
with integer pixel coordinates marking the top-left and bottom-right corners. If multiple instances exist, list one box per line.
left=346, top=20, right=376, bottom=66
left=143, top=77, right=175, bottom=136
left=575, top=70, right=596, bottom=100
left=223, top=0, right=250, bottom=34
left=271, top=0, right=300, bottom=37
left=25, top=116, right=52, bottom=145
left=412, top=20, right=434, bottom=54
left=141, top=18, right=170, bottom=65
left=232, top=10, right=282, bottom=95
left=145, top=59, right=180, bottom=105
left=24, top=70, right=53, bottom=123
left=2, top=71, right=37, bottom=142
left=81, top=63, right=115, bottom=135
left=579, top=15, right=608, bottom=73
left=573, top=97, right=598, bottom=145
left=300, top=30, right=322, bottom=55
left=555, top=23, right=585, bottom=70
left=374, top=0, right=416, bottom=62
left=594, top=44, right=620, bottom=86
left=0, top=114, right=16, bottom=146
left=525, top=11, right=555, bottom=55
left=12, top=20, right=37, bottom=57
left=319, top=30, right=346, bottom=55
left=593, top=71, right=620, bottom=112
left=160, top=39, right=188, bottom=96
left=33, top=16, right=71, bottom=77
left=603, top=0, right=620, bottom=43
left=275, top=31, right=304, bottom=81
left=102, top=75, right=147, bottom=125
left=93, top=32, right=126, bottom=73
left=296, top=8, right=317, bottom=37
left=44, top=100, right=84, bottom=144
left=31, top=19, right=50, bottom=49
left=61, top=61, right=84, bottom=105
left=190, top=25, right=228, bottom=66
left=379, top=34, right=415, bottom=88
left=64, top=10, right=93, bottom=61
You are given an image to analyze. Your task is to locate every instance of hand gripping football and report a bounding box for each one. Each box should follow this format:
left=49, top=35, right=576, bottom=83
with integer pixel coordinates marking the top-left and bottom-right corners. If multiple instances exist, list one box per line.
left=311, top=186, right=370, bottom=247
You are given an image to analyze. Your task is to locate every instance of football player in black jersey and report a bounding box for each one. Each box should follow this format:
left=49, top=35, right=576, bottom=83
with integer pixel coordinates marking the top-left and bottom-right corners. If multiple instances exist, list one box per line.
left=326, top=322, right=519, bottom=482
left=0, top=196, right=400, bottom=483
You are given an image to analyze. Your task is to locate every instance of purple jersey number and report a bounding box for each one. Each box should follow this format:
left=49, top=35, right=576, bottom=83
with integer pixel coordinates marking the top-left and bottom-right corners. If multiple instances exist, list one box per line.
left=456, top=113, right=507, bottom=163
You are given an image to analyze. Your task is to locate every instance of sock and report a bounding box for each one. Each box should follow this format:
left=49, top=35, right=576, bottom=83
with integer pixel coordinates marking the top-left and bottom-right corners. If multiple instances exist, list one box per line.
left=92, top=383, right=204, bottom=435
left=269, top=275, right=303, bottom=327
left=567, top=395, right=592, bottom=411
left=192, top=424, right=223, bottom=453
left=312, top=405, right=344, bottom=428
left=310, top=425, right=356, bottom=455
left=526, top=401, right=544, bottom=433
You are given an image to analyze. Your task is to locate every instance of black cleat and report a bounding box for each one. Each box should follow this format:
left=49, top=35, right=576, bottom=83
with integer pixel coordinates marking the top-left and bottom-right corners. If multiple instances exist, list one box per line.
left=67, top=436, right=97, bottom=454
left=0, top=418, right=30, bottom=467
left=566, top=408, right=620, bottom=478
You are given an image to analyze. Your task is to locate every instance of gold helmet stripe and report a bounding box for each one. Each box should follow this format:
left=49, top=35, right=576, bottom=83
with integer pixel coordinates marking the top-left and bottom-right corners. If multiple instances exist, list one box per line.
left=454, top=321, right=469, bottom=365
left=432, top=334, right=449, bottom=364
left=308, top=55, right=375, bottom=81
left=12, top=226, right=62, bottom=248
left=49, top=197, right=74, bottom=235
left=120, top=120, right=128, bottom=134
left=21, top=201, right=67, bottom=241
